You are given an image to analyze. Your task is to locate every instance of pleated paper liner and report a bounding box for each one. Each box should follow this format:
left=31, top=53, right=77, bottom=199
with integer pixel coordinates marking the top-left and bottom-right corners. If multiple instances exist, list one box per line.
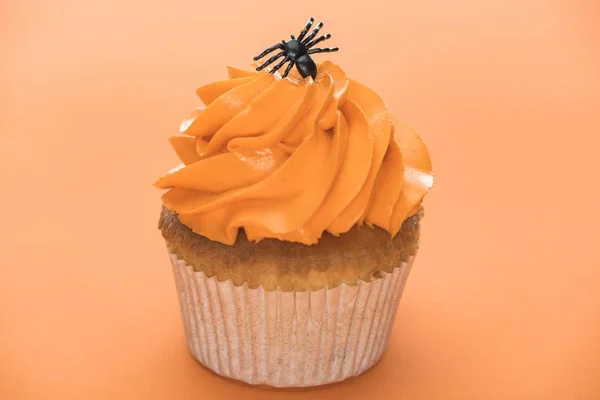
left=169, top=252, right=414, bottom=388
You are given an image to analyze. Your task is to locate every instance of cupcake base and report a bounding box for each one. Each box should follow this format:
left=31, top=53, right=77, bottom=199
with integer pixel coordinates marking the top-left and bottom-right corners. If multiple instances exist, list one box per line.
left=169, top=252, right=414, bottom=388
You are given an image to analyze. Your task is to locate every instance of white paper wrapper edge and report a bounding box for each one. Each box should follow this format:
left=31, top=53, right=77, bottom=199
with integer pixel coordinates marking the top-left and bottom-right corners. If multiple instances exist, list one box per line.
left=169, top=253, right=414, bottom=387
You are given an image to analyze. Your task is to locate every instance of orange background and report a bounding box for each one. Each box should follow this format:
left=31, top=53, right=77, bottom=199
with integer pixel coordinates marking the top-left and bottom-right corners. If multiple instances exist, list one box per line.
left=1, top=0, right=599, bottom=399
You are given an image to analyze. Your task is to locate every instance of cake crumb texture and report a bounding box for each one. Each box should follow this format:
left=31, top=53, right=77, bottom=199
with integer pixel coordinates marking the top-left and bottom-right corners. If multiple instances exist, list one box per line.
left=159, top=207, right=422, bottom=292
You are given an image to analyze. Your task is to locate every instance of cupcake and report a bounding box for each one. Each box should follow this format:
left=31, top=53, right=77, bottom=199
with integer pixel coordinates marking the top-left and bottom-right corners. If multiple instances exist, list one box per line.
left=155, top=18, right=433, bottom=388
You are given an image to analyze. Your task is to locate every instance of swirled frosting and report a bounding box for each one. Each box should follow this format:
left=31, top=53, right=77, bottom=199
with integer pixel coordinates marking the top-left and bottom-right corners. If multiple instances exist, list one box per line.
left=155, top=62, right=433, bottom=245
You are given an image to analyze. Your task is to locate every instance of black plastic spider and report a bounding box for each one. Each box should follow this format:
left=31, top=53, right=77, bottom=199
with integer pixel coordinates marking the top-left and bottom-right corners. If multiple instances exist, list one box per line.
left=253, top=17, right=339, bottom=79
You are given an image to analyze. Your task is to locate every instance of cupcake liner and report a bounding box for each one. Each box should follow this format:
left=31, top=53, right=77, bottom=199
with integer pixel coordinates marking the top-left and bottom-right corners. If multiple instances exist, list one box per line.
left=169, top=252, right=414, bottom=387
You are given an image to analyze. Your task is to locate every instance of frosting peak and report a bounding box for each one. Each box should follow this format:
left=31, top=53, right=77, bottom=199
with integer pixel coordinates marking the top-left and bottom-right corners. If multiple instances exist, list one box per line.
left=155, top=62, right=433, bottom=245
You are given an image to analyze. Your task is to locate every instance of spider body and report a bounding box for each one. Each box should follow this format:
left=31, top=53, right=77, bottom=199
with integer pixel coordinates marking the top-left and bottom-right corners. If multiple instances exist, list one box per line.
left=281, top=39, right=316, bottom=79
left=254, top=18, right=338, bottom=79
left=296, top=53, right=317, bottom=80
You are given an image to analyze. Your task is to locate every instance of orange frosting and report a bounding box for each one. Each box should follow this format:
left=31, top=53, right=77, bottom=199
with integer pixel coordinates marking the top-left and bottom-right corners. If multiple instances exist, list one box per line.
left=155, top=62, right=433, bottom=245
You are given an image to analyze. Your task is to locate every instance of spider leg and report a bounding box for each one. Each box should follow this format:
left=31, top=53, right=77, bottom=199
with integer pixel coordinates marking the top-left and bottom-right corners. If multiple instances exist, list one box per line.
left=281, top=60, right=296, bottom=78
left=253, top=42, right=285, bottom=61
left=256, top=51, right=285, bottom=71
left=306, top=34, right=331, bottom=49
left=269, top=57, right=289, bottom=74
left=291, top=35, right=296, bottom=40
left=302, top=22, right=323, bottom=44
left=297, top=17, right=314, bottom=42
left=308, top=47, right=339, bottom=55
